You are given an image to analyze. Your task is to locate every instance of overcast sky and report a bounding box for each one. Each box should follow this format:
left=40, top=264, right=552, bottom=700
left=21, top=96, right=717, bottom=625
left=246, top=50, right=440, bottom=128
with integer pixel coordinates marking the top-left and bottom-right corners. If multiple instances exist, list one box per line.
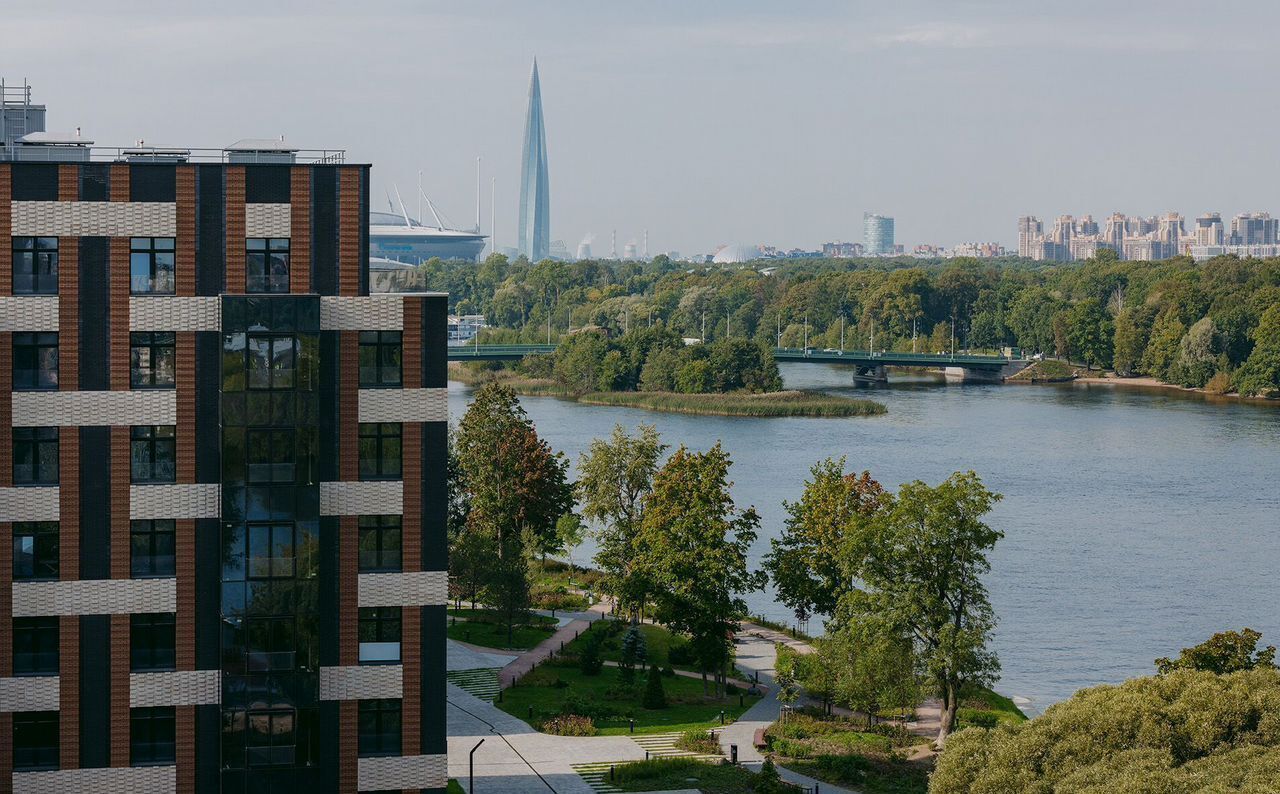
left=8, top=1, right=1280, bottom=254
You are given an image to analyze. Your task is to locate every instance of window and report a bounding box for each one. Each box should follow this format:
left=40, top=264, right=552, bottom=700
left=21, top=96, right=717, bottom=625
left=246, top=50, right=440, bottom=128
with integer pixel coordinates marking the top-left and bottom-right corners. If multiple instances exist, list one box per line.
left=245, top=616, right=296, bottom=672
left=13, top=522, right=59, bottom=580
left=12, top=237, right=58, bottom=295
left=246, top=709, right=295, bottom=767
left=246, top=238, right=290, bottom=293
left=131, top=707, right=176, bottom=766
left=13, top=332, right=59, bottom=390
left=246, top=429, right=295, bottom=483
left=130, top=613, right=176, bottom=671
left=358, top=607, right=401, bottom=664
left=130, top=332, right=176, bottom=388
left=357, top=699, right=401, bottom=757
left=358, top=515, right=402, bottom=573
left=247, top=334, right=296, bottom=390
left=358, top=331, right=402, bottom=387
left=14, top=427, right=59, bottom=485
left=130, top=237, right=175, bottom=294
left=13, top=711, right=58, bottom=771
left=130, top=519, right=176, bottom=578
left=247, top=523, right=295, bottom=580
left=14, top=617, right=59, bottom=676
left=358, top=423, right=401, bottom=481
left=130, top=425, right=176, bottom=483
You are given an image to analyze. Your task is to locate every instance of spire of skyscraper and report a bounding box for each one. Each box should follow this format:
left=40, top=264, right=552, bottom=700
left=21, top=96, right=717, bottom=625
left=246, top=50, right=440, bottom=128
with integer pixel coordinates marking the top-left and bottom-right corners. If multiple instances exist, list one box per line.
left=517, top=57, right=550, bottom=261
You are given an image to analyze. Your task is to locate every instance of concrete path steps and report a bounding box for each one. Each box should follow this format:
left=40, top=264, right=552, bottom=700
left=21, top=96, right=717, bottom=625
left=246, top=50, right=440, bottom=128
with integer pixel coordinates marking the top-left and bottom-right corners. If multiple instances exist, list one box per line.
left=446, top=667, right=502, bottom=701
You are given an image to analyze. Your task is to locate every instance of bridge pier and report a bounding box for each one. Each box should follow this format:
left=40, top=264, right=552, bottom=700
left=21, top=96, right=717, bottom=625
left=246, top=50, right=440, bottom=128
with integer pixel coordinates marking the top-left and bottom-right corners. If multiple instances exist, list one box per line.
left=852, top=364, right=888, bottom=383
left=943, top=360, right=1032, bottom=383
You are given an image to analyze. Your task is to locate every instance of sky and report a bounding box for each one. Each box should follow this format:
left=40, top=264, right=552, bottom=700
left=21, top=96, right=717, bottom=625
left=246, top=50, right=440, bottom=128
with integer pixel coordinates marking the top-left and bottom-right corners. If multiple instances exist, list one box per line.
left=7, top=1, right=1280, bottom=255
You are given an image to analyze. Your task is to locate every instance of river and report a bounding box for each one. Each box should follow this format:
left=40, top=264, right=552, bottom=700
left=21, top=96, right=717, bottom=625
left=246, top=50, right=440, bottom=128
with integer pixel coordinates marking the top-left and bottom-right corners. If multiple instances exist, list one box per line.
left=447, top=364, right=1280, bottom=713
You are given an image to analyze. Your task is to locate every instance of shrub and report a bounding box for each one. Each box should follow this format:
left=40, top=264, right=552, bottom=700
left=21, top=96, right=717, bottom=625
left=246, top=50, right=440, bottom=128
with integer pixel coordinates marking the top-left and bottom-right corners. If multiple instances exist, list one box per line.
left=814, top=753, right=872, bottom=784
left=1204, top=370, right=1233, bottom=395
left=643, top=666, right=668, bottom=709
left=957, top=708, right=998, bottom=729
left=579, top=638, right=603, bottom=676
left=668, top=642, right=695, bottom=667
left=540, top=714, right=597, bottom=736
left=675, top=728, right=720, bottom=755
left=559, top=693, right=617, bottom=721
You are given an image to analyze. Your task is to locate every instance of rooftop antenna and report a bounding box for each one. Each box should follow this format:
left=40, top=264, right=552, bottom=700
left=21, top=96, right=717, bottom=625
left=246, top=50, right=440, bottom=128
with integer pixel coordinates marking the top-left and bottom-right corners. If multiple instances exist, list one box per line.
left=475, top=156, right=482, bottom=234
left=392, top=184, right=412, bottom=227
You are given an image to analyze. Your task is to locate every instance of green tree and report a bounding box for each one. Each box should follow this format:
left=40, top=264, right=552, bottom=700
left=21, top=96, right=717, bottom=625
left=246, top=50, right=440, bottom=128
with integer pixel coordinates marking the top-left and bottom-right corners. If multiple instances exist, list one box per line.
left=764, top=459, right=885, bottom=622
left=1065, top=298, right=1113, bottom=369
left=1155, top=628, right=1276, bottom=674
left=1171, top=316, right=1218, bottom=387
left=1141, top=309, right=1186, bottom=381
left=553, top=513, right=587, bottom=571
left=619, top=626, right=649, bottom=683
left=822, top=617, right=920, bottom=726
left=1111, top=307, right=1147, bottom=377
left=454, top=384, right=573, bottom=644
left=1234, top=303, right=1280, bottom=397
left=577, top=425, right=668, bottom=620
left=643, top=665, right=667, bottom=709
left=637, top=443, right=767, bottom=696
left=845, top=471, right=1003, bottom=743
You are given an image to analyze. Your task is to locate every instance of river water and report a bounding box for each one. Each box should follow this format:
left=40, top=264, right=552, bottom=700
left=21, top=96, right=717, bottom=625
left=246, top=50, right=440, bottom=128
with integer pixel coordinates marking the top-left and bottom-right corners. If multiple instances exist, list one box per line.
left=447, top=364, right=1280, bottom=712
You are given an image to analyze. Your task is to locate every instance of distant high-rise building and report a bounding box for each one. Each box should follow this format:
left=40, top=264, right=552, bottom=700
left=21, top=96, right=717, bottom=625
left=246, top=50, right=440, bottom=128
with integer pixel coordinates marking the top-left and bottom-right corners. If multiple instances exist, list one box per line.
left=622, top=241, right=638, bottom=260
left=1229, top=212, right=1278, bottom=245
left=863, top=213, right=895, bottom=256
left=1017, top=216, right=1043, bottom=258
left=1195, top=212, right=1225, bottom=246
left=517, top=58, right=550, bottom=261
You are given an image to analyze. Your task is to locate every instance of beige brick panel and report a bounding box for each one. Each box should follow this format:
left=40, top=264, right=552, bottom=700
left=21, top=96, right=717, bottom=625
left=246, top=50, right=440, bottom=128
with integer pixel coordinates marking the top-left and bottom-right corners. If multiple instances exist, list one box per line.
left=319, top=480, right=403, bottom=516
left=13, top=766, right=176, bottom=794
left=0, top=676, right=60, bottom=711
left=358, top=571, right=448, bottom=607
left=130, top=484, right=220, bottom=520
left=319, top=664, right=403, bottom=700
left=11, top=390, right=176, bottom=427
left=357, top=754, right=447, bottom=792
left=129, top=297, right=221, bottom=331
left=0, top=487, right=60, bottom=522
left=0, top=297, right=59, bottom=331
left=129, top=670, right=221, bottom=707
left=319, top=296, right=403, bottom=330
left=12, top=577, right=176, bottom=616
left=244, top=203, right=291, bottom=237
left=358, top=388, right=448, bottom=423
left=10, top=201, right=176, bottom=237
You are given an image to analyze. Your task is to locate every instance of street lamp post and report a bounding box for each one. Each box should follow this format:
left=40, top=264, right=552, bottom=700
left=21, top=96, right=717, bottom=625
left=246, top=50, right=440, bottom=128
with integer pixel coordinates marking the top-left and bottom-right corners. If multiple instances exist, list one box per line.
left=469, top=738, right=485, bottom=793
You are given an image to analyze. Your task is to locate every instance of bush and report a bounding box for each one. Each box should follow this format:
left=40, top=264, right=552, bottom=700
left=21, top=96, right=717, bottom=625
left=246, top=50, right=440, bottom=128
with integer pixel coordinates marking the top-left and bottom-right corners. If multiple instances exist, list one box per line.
left=540, top=714, right=597, bottom=736
left=675, top=728, right=720, bottom=755
left=668, top=642, right=695, bottom=667
left=643, top=665, right=668, bottom=709
left=957, top=708, right=998, bottom=729
left=579, top=638, right=603, bottom=676
left=814, top=753, right=872, bottom=784
left=559, top=693, right=617, bottom=721
left=1204, top=369, right=1234, bottom=395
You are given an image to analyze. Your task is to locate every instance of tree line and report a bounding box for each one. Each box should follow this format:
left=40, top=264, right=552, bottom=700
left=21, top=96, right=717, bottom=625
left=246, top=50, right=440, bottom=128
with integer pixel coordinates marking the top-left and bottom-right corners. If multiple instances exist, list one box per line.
left=424, top=251, right=1280, bottom=396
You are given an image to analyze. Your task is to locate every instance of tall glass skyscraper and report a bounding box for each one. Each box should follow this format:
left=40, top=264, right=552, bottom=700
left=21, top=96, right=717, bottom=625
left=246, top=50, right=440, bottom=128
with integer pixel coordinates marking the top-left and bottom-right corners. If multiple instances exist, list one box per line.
left=517, top=59, right=551, bottom=262
left=864, top=212, right=895, bottom=256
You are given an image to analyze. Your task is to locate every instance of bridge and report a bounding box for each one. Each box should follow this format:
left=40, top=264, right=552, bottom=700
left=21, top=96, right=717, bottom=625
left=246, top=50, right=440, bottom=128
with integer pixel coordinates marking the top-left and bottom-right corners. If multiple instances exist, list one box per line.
left=448, top=344, right=1026, bottom=382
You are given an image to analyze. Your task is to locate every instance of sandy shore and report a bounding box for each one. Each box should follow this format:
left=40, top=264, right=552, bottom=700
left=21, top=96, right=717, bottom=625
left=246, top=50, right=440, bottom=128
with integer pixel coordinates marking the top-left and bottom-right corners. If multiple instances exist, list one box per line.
left=1069, top=374, right=1278, bottom=406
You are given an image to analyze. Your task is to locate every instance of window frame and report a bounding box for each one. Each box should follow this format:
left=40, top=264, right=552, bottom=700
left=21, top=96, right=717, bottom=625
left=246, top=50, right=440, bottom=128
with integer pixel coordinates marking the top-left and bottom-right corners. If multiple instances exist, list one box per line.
left=13, top=521, right=59, bottom=581
left=130, top=519, right=176, bottom=578
left=358, top=423, right=402, bottom=481
left=358, top=607, right=402, bottom=665
left=357, top=515, right=403, bottom=573
left=130, top=706, right=176, bottom=766
left=129, top=331, right=177, bottom=389
left=245, top=428, right=296, bottom=484
left=357, top=698, right=402, bottom=758
left=12, top=332, right=59, bottom=391
left=13, top=710, right=59, bottom=771
left=12, top=236, right=58, bottom=295
left=246, top=522, right=296, bottom=581
left=245, top=708, right=296, bottom=767
left=246, top=333, right=298, bottom=391
left=244, top=615, right=296, bottom=672
left=130, top=612, right=177, bottom=672
left=358, top=331, right=403, bottom=388
left=245, top=237, right=290, bottom=294
left=130, top=425, right=177, bottom=483
left=13, top=427, right=59, bottom=486
left=13, top=616, right=60, bottom=676
left=129, top=237, right=176, bottom=295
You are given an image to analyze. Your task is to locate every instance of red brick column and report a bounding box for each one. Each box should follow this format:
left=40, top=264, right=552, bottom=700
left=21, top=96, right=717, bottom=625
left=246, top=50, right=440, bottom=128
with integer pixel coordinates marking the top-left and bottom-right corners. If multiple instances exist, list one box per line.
left=109, top=164, right=129, bottom=202
left=58, top=238, right=79, bottom=392
left=58, top=164, right=78, bottom=201
left=0, top=165, right=11, bottom=295
left=59, top=615, right=80, bottom=769
left=225, top=167, right=246, bottom=294
left=109, top=238, right=131, bottom=391
left=291, top=167, right=311, bottom=294
left=402, top=299, right=422, bottom=390
left=338, top=169, right=361, bottom=296
left=176, top=167, right=197, bottom=297
left=110, top=614, right=131, bottom=767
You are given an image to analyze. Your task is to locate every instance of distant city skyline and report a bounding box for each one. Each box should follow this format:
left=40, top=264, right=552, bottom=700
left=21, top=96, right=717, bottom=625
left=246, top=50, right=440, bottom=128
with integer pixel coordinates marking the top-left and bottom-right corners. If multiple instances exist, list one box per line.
left=8, top=2, right=1280, bottom=254
left=1018, top=209, right=1280, bottom=263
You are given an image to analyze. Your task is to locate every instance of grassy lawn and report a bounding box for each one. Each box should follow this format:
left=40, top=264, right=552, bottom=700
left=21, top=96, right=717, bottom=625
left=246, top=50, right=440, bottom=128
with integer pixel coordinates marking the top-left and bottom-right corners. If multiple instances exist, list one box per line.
left=497, top=660, right=761, bottom=735
left=957, top=685, right=1028, bottom=728
left=612, top=758, right=799, bottom=792
left=446, top=608, right=558, bottom=651
left=562, top=621, right=686, bottom=668
left=446, top=780, right=465, bottom=794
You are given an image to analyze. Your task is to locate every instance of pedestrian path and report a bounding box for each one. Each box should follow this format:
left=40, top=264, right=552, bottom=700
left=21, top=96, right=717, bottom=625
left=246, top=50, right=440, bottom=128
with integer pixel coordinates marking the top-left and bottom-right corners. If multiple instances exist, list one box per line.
left=446, top=667, right=502, bottom=701
left=630, top=730, right=723, bottom=762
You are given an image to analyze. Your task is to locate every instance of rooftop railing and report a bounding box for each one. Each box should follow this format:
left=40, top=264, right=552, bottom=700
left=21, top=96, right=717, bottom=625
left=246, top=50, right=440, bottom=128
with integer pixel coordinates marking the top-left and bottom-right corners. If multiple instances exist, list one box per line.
left=1, top=144, right=346, bottom=164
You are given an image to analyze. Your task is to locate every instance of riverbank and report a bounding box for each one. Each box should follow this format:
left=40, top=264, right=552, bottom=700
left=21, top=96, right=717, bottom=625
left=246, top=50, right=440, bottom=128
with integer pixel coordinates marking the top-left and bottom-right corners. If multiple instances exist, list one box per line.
left=1072, top=373, right=1279, bottom=405
left=448, top=364, right=886, bottom=417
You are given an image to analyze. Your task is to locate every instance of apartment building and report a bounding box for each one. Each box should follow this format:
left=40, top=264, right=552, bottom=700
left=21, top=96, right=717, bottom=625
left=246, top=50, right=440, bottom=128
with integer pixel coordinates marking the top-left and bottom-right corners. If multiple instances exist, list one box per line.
left=0, top=133, right=447, bottom=790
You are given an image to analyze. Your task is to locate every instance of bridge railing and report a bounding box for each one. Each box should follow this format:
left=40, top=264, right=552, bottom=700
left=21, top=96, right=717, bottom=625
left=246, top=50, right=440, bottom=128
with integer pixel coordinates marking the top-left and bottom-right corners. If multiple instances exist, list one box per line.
left=773, top=347, right=1010, bottom=365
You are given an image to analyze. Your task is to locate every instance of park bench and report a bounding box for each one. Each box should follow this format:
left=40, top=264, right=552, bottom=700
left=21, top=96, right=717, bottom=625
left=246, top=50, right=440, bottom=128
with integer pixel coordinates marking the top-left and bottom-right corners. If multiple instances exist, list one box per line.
left=753, top=728, right=768, bottom=749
